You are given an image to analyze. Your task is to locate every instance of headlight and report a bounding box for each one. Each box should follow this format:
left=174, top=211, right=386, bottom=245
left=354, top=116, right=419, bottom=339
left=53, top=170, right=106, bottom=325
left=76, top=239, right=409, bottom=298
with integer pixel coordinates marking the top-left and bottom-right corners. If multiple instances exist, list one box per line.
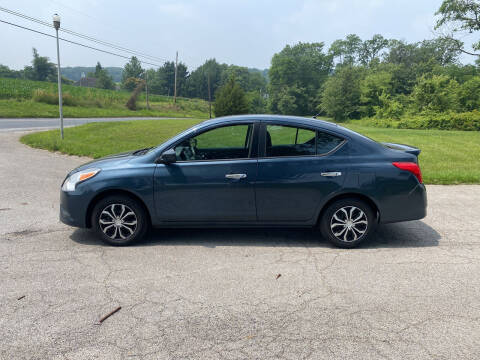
left=62, top=168, right=100, bottom=192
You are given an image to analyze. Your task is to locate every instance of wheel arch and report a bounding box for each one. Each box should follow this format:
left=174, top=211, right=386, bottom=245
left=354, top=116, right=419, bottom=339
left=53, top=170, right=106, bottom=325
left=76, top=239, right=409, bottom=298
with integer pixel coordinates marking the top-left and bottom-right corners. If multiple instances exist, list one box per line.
left=86, top=189, right=152, bottom=228
left=317, top=192, right=380, bottom=226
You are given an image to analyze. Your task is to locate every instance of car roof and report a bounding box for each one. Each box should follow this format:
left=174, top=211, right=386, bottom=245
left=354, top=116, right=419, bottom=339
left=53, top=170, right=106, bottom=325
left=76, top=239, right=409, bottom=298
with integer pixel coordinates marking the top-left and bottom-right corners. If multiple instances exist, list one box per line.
left=199, top=114, right=340, bottom=131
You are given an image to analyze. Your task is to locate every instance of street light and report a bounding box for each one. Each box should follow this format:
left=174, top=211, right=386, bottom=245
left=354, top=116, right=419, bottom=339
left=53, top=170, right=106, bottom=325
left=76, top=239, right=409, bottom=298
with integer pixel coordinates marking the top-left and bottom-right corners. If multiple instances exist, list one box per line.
left=53, top=13, right=64, bottom=139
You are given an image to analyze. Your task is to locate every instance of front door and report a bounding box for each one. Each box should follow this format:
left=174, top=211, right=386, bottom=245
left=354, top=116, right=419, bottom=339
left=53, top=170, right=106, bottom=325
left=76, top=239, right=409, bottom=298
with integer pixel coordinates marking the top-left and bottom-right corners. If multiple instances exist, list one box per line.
left=153, top=123, right=258, bottom=223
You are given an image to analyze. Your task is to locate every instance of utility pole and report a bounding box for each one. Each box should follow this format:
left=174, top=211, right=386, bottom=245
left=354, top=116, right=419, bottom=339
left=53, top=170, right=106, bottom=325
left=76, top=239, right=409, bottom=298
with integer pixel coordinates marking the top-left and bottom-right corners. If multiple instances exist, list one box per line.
left=174, top=51, right=178, bottom=104
left=53, top=13, right=63, bottom=139
left=207, top=71, right=212, bottom=119
left=145, top=70, right=149, bottom=110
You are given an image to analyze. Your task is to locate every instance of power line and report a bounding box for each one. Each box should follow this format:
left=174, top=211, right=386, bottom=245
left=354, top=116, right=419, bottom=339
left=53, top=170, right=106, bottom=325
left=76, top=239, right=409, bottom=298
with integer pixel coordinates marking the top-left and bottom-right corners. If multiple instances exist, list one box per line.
left=0, top=6, right=167, bottom=62
left=0, top=6, right=169, bottom=63
left=0, top=18, right=163, bottom=67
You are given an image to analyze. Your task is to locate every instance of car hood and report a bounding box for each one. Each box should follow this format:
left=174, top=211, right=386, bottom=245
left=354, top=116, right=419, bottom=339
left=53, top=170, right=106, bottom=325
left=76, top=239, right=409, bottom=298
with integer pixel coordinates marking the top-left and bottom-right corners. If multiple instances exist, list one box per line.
left=68, top=150, right=138, bottom=175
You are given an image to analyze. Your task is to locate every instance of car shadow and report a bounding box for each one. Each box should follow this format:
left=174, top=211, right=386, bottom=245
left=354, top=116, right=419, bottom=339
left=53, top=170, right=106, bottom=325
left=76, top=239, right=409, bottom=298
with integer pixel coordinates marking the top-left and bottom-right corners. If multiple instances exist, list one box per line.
left=70, top=220, right=440, bottom=249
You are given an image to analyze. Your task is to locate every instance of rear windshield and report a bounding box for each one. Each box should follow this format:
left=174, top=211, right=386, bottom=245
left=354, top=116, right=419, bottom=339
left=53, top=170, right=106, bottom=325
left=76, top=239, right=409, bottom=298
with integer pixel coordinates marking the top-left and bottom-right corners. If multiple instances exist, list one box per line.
left=336, top=125, right=379, bottom=144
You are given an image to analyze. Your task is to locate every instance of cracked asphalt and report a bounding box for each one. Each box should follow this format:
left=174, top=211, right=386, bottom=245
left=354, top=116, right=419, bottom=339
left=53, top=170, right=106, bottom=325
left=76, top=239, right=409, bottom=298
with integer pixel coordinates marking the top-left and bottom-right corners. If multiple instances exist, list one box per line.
left=1, top=131, right=479, bottom=359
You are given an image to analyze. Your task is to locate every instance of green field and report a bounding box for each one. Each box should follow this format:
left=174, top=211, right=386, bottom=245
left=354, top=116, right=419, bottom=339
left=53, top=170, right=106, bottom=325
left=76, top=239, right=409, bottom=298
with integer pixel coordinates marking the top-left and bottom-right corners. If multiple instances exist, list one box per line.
left=20, top=120, right=480, bottom=184
left=343, top=124, right=480, bottom=184
left=20, top=119, right=203, bottom=158
left=0, top=78, right=209, bottom=118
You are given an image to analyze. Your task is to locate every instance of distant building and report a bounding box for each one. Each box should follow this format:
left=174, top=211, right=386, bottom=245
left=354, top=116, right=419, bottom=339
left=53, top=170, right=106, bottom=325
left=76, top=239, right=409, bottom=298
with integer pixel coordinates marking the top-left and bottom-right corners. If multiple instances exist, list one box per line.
left=74, top=77, right=97, bottom=88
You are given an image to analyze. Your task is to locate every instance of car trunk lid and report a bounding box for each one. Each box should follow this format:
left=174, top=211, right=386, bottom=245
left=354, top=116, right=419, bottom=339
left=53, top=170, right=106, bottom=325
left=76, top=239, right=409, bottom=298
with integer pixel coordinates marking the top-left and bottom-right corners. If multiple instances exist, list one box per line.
left=381, top=142, right=421, bottom=157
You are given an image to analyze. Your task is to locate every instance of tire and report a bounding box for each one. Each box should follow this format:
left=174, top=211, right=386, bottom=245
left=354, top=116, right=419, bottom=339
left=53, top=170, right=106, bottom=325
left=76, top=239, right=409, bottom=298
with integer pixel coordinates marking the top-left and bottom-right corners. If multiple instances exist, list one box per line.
left=91, top=195, right=149, bottom=246
left=320, top=198, right=377, bottom=248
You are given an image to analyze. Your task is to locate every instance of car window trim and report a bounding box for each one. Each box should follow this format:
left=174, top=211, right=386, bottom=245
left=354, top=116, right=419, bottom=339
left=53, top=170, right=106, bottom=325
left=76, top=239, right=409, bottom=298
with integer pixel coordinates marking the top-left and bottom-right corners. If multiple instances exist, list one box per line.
left=163, top=121, right=259, bottom=164
left=259, top=140, right=347, bottom=160
left=258, top=123, right=347, bottom=159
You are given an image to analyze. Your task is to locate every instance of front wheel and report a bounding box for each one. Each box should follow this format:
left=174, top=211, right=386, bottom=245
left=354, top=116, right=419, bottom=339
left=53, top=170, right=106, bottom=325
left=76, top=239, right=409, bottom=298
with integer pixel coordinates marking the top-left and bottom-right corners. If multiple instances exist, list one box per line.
left=92, top=195, right=149, bottom=246
left=320, top=198, right=377, bottom=248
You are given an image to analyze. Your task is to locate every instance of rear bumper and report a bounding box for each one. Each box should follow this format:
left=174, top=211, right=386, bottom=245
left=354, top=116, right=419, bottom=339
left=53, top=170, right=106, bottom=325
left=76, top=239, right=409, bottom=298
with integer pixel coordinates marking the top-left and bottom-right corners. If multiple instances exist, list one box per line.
left=379, top=183, right=427, bottom=223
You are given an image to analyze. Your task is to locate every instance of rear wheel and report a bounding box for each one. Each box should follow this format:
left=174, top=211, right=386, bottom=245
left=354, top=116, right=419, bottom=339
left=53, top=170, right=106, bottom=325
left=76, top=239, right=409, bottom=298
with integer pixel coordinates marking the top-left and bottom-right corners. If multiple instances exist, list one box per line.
left=92, top=195, right=148, bottom=246
left=320, top=198, right=377, bottom=248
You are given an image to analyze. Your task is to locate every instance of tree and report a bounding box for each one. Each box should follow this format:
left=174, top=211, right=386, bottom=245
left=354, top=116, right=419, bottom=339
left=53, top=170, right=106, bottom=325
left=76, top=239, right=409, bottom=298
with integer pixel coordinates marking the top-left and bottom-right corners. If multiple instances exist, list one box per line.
left=358, top=34, right=389, bottom=66
left=0, top=65, right=21, bottom=78
left=458, top=77, right=480, bottom=110
left=31, top=48, right=56, bottom=81
left=329, top=34, right=363, bottom=66
left=187, top=59, right=226, bottom=100
left=246, top=90, right=267, bottom=114
left=418, top=38, right=461, bottom=66
left=360, top=70, right=394, bottom=116
left=122, top=56, right=143, bottom=90
left=92, top=62, right=115, bottom=90
left=149, top=61, right=188, bottom=96
left=319, top=66, right=363, bottom=121
left=269, top=42, right=332, bottom=115
left=220, top=66, right=268, bottom=94
left=435, top=0, right=480, bottom=55
left=214, top=76, right=249, bottom=117
left=412, top=74, right=460, bottom=112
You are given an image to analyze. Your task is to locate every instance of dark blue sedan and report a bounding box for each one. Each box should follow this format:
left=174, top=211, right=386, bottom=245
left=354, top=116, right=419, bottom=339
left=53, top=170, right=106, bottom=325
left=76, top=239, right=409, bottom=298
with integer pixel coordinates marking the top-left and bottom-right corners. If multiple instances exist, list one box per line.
left=60, top=115, right=427, bottom=248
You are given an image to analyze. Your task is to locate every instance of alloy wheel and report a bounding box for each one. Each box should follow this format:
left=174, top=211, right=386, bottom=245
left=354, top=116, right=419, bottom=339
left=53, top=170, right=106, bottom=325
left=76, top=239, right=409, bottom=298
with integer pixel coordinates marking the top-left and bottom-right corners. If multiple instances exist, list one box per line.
left=99, top=204, right=138, bottom=240
left=330, top=206, right=368, bottom=243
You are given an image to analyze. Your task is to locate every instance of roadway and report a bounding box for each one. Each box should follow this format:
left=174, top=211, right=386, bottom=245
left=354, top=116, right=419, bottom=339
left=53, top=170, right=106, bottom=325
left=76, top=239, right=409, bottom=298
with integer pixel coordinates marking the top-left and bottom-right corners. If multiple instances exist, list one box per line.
left=1, top=131, right=479, bottom=359
left=0, top=116, right=181, bottom=131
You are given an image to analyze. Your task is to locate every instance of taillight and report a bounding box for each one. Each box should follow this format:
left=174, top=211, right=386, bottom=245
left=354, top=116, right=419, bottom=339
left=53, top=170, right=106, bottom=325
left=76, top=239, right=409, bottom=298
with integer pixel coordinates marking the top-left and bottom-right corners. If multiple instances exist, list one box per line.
left=392, top=162, right=423, bottom=183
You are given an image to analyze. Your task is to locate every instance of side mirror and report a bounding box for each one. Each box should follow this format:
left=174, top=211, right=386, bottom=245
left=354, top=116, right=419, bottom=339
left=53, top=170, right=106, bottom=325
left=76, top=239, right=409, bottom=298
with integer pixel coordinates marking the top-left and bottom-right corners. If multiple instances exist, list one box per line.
left=156, top=149, right=177, bottom=164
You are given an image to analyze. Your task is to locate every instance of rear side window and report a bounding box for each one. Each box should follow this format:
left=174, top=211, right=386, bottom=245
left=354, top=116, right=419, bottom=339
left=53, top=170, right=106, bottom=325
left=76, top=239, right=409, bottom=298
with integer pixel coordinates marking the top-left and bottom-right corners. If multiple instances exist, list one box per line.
left=317, top=131, right=344, bottom=155
left=266, top=125, right=316, bottom=157
left=265, top=125, right=344, bottom=157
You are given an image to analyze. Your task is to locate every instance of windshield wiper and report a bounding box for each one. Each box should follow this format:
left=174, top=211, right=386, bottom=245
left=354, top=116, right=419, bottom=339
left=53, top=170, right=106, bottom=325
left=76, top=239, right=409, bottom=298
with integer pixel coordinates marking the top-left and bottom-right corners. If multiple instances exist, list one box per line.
left=132, top=147, right=153, bottom=155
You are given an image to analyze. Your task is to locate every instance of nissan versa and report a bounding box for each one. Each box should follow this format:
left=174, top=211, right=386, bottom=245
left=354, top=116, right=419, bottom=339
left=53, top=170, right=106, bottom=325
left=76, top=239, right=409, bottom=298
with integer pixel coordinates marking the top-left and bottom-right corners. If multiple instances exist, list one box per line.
left=60, top=115, right=427, bottom=248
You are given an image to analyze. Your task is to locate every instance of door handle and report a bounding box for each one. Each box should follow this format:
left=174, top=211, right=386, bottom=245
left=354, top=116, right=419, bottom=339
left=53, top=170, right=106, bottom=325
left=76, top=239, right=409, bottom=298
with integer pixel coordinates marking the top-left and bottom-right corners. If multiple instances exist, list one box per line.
left=321, top=171, right=342, bottom=177
left=225, top=173, right=247, bottom=180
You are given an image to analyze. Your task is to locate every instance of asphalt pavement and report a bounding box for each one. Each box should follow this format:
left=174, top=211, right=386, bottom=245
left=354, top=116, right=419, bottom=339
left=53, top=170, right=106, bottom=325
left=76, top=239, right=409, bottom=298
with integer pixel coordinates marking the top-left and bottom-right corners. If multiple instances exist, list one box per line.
left=1, top=131, right=479, bottom=359
left=0, top=117, right=180, bottom=131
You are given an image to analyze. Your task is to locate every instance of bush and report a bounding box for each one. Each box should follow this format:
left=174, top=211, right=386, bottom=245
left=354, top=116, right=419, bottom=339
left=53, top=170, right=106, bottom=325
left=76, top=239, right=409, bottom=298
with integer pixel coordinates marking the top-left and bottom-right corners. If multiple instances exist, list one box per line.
left=374, top=93, right=405, bottom=119
left=126, top=81, right=145, bottom=110
left=458, top=77, right=480, bottom=111
left=32, top=89, right=77, bottom=106
left=123, top=77, right=142, bottom=92
left=369, top=111, right=480, bottom=131
left=411, top=75, right=460, bottom=112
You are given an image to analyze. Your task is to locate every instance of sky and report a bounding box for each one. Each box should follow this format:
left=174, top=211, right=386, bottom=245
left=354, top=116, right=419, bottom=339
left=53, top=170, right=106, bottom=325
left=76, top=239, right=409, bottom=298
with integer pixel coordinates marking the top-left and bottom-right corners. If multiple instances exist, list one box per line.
left=0, top=0, right=476, bottom=71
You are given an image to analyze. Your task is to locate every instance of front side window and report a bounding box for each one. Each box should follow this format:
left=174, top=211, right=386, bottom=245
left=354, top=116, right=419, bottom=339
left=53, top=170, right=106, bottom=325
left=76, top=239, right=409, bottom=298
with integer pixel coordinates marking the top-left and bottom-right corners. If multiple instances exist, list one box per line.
left=174, top=124, right=253, bottom=161
left=266, top=125, right=316, bottom=157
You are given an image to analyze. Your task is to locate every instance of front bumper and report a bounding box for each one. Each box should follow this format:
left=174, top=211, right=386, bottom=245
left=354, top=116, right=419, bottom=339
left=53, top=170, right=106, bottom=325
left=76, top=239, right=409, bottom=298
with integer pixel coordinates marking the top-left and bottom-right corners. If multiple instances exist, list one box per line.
left=59, top=189, right=91, bottom=228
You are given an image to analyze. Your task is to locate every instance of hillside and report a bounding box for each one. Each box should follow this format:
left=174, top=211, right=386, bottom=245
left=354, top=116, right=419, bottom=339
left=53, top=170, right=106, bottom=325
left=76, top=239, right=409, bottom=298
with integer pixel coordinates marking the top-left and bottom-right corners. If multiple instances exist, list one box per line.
left=0, top=77, right=209, bottom=118
left=61, top=67, right=123, bottom=82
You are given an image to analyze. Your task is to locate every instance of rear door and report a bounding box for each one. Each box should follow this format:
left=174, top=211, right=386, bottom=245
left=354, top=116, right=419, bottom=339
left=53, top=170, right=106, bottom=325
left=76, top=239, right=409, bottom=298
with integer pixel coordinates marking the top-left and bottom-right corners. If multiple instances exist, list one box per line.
left=255, top=122, right=348, bottom=223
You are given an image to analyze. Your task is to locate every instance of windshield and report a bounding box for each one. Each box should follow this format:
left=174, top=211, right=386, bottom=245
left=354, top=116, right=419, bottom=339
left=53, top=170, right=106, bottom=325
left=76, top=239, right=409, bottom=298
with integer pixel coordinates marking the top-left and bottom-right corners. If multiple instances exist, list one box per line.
left=150, top=125, right=199, bottom=153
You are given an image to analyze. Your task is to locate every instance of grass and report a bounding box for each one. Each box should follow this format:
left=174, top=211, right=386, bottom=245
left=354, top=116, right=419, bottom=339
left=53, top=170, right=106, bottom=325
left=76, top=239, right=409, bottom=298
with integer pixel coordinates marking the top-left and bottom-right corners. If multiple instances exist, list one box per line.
left=20, top=119, right=203, bottom=158
left=20, top=120, right=480, bottom=184
left=0, top=99, right=208, bottom=118
left=0, top=78, right=209, bottom=118
left=342, top=123, right=480, bottom=184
